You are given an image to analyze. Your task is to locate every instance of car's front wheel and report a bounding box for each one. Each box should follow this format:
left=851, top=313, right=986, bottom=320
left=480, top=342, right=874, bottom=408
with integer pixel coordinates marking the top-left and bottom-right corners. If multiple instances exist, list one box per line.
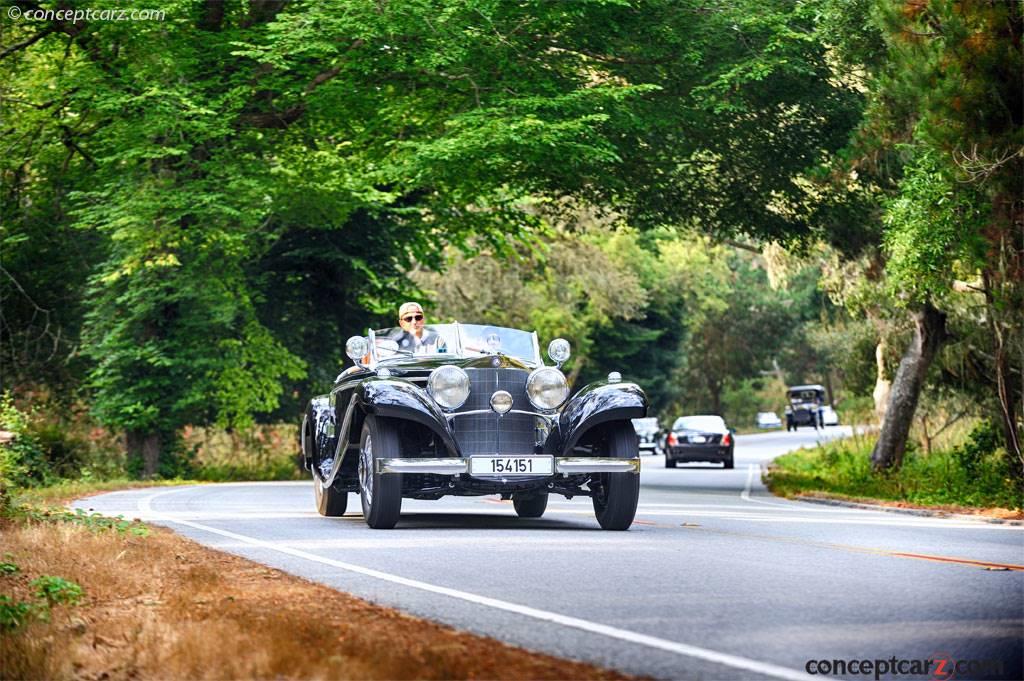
left=513, top=492, right=548, bottom=518
left=314, top=478, right=348, bottom=516
left=358, top=416, right=403, bottom=529
left=592, top=425, right=640, bottom=530
left=665, top=457, right=677, bottom=469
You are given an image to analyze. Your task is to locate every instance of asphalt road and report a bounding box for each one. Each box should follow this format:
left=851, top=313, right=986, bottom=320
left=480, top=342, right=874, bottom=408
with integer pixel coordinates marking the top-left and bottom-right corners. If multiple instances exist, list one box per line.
left=75, top=427, right=1023, bottom=681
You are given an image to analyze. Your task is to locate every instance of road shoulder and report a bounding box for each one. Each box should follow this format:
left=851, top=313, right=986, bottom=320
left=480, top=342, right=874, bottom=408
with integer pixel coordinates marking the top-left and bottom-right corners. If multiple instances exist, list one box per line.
left=793, top=492, right=1024, bottom=525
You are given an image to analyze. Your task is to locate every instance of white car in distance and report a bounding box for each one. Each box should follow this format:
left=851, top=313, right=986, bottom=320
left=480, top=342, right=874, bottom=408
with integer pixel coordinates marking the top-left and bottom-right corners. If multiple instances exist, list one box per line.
left=821, top=405, right=839, bottom=426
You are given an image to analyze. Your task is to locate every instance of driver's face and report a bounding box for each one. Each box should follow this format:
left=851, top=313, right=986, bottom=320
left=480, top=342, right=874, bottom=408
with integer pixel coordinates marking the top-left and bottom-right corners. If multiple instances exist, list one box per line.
left=399, top=311, right=425, bottom=337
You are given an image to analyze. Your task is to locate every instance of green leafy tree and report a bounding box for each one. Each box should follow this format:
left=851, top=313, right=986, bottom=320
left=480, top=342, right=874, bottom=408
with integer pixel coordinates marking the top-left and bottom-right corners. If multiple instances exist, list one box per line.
left=415, top=220, right=648, bottom=386
left=835, top=0, right=1024, bottom=473
left=2, top=0, right=864, bottom=475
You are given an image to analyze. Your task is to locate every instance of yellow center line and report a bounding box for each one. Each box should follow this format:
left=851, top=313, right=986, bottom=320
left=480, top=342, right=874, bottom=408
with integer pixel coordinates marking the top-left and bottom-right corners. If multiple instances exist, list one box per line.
left=470, top=502, right=1023, bottom=570
left=678, top=525, right=1024, bottom=571
left=888, top=551, right=1024, bottom=571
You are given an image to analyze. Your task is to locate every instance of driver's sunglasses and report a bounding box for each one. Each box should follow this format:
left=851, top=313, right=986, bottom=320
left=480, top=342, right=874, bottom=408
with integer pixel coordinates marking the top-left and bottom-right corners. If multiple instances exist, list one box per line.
left=402, top=314, right=424, bottom=323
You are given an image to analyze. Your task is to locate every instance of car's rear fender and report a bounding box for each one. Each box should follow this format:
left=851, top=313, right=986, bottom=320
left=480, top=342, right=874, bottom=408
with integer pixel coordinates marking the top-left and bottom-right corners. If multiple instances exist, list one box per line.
left=554, top=381, right=647, bottom=455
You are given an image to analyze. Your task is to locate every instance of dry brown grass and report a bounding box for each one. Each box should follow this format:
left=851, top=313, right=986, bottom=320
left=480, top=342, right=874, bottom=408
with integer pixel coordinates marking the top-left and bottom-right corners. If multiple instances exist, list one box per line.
left=1, top=514, right=639, bottom=681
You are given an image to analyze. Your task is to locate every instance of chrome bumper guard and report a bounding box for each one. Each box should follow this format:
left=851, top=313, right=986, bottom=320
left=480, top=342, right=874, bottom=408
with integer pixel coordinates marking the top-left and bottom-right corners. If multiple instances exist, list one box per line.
left=375, top=457, right=641, bottom=475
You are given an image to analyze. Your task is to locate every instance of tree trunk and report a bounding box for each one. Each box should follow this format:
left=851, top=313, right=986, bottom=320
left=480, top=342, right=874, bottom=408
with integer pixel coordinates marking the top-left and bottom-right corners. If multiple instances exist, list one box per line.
left=127, top=429, right=162, bottom=478
left=917, top=413, right=932, bottom=456
left=872, top=337, right=891, bottom=424
left=870, top=302, right=948, bottom=471
left=983, top=237, right=1023, bottom=477
left=991, top=318, right=1022, bottom=472
left=566, top=355, right=586, bottom=389
left=709, top=378, right=722, bottom=416
left=823, top=369, right=835, bottom=407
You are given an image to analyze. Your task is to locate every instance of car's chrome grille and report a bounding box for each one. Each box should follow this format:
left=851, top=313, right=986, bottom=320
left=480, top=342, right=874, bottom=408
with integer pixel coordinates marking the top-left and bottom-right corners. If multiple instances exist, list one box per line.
left=453, top=368, right=535, bottom=456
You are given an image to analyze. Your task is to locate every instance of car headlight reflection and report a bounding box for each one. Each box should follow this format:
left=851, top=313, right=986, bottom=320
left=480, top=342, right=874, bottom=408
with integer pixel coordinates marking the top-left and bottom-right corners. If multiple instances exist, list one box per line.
left=526, top=367, right=569, bottom=410
left=428, top=366, right=470, bottom=410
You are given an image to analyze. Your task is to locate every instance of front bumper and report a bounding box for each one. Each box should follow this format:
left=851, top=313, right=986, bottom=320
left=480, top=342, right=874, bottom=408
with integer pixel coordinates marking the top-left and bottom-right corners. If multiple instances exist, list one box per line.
left=376, top=457, right=641, bottom=475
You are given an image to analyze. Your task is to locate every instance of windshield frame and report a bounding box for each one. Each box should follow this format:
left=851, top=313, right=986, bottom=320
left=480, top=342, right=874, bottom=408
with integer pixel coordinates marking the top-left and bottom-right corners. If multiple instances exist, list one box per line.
left=366, top=322, right=542, bottom=366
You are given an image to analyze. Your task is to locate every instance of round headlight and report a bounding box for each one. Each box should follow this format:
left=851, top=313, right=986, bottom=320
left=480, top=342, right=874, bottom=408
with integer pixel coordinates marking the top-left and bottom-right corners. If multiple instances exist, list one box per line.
left=346, top=336, right=369, bottom=362
left=428, top=366, right=470, bottom=410
left=526, top=367, right=569, bottom=410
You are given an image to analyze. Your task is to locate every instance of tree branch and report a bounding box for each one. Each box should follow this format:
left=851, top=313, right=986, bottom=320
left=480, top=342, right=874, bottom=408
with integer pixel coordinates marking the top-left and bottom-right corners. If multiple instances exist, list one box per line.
left=548, top=43, right=678, bottom=66
left=0, top=26, right=56, bottom=60
left=722, top=238, right=762, bottom=254
left=59, top=125, right=98, bottom=169
left=242, top=0, right=289, bottom=28
left=198, top=0, right=225, bottom=31
left=239, top=47, right=360, bottom=128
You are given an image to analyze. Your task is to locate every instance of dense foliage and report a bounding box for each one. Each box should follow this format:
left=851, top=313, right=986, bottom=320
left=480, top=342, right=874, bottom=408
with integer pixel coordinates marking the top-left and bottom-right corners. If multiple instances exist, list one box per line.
left=820, top=0, right=1022, bottom=473
left=769, top=420, right=1023, bottom=510
left=1, top=0, right=1019, bottom=492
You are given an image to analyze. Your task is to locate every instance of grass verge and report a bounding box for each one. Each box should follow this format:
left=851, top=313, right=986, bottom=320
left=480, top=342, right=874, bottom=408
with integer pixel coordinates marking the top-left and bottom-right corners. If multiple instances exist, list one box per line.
left=1, top=494, right=639, bottom=681
left=765, top=435, right=1023, bottom=518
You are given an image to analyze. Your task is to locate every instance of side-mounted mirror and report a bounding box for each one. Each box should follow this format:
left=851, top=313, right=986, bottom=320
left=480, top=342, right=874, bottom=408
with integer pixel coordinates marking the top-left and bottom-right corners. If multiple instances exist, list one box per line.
left=346, top=336, right=370, bottom=367
left=548, top=338, right=571, bottom=368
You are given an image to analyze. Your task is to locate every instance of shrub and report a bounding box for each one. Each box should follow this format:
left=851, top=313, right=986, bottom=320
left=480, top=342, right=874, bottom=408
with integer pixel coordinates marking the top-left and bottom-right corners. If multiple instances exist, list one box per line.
left=0, top=394, right=48, bottom=500
left=769, top=428, right=1023, bottom=510
left=950, top=420, right=1001, bottom=477
left=31, top=576, right=84, bottom=609
left=0, top=595, right=35, bottom=631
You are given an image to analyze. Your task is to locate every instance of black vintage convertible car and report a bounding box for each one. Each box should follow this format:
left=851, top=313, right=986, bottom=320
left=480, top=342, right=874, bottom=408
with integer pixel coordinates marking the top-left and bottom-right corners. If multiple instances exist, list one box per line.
left=301, top=323, right=647, bottom=530
left=785, top=384, right=826, bottom=431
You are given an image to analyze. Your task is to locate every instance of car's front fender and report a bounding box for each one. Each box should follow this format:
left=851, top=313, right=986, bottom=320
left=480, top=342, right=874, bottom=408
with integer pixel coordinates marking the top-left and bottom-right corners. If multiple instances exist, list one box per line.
left=356, top=378, right=460, bottom=456
left=555, top=381, right=647, bottom=454
left=303, top=396, right=335, bottom=470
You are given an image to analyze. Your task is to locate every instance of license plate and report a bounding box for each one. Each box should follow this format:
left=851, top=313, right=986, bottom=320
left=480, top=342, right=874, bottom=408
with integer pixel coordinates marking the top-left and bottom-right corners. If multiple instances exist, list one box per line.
left=689, top=435, right=706, bottom=443
left=470, top=456, right=553, bottom=476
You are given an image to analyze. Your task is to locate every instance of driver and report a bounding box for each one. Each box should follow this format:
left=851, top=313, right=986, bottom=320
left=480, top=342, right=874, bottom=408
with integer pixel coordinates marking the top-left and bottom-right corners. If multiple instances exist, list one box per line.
left=391, top=302, right=446, bottom=354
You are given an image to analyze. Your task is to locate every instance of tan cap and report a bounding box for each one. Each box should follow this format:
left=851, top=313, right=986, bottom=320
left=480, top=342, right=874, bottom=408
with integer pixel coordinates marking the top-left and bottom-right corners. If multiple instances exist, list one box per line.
left=398, top=302, right=423, bottom=319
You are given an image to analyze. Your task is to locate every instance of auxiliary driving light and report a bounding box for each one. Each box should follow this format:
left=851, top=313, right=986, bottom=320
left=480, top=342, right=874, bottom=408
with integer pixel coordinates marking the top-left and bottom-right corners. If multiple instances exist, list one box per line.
left=490, top=390, right=513, bottom=414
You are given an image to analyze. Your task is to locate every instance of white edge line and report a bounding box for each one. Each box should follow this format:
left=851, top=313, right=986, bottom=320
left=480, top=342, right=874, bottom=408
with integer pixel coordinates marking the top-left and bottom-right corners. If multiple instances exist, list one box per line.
left=740, top=463, right=821, bottom=510
left=741, top=463, right=756, bottom=501
left=138, top=487, right=814, bottom=681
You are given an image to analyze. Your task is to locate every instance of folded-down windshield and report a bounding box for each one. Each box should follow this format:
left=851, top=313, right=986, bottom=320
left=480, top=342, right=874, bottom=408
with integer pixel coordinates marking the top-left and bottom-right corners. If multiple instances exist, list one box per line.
left=370, top=323, right=540, bottom=364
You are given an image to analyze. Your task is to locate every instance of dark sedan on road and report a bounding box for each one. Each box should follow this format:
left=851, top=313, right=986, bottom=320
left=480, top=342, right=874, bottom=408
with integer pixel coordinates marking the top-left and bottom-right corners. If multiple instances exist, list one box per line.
left=665, top=415, right=734, bottom=469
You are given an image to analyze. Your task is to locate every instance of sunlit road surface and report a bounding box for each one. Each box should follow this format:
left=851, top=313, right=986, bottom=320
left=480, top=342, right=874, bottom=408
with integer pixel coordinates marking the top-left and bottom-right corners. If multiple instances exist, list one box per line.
left=76, top=427, right=1023, bottom=681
